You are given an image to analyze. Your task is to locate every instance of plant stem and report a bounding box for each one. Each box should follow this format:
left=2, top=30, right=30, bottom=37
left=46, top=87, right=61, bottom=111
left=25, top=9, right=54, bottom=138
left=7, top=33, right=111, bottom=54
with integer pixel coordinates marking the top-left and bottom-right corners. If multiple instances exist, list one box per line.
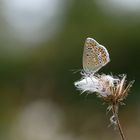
left=112, top=104, right=126, bottom=140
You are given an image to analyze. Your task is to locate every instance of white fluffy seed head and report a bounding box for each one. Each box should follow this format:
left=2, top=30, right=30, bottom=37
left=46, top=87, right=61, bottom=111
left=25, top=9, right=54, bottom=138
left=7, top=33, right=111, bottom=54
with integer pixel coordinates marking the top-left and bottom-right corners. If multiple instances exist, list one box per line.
left=74, top=73, right=134, bottom=104
left=74, top=76, right=99, bottom=94
left=74, top=74, right=120, bottom=97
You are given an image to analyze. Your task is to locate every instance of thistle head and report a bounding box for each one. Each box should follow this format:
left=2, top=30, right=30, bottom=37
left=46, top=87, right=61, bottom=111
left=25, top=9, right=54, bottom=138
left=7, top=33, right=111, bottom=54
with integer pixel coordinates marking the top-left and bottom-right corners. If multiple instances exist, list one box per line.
left=74, top=74, right=134, bottom=105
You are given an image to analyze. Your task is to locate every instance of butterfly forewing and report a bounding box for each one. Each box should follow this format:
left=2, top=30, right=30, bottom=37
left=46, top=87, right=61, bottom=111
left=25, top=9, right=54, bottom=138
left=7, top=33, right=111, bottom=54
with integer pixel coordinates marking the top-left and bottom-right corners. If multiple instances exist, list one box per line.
left=83, top=38, right=110, bottom=74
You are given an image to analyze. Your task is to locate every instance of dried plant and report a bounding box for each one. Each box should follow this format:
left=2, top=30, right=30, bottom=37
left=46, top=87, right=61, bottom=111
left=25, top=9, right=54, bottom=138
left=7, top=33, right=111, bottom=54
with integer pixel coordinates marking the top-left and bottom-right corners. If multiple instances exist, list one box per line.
left=74, top=73, right=134, bottom=140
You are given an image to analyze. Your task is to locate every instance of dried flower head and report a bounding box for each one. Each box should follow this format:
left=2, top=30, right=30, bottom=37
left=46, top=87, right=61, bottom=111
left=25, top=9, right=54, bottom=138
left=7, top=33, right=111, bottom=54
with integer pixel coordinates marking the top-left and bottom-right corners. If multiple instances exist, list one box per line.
left=75, top=74, right=134, bottom=105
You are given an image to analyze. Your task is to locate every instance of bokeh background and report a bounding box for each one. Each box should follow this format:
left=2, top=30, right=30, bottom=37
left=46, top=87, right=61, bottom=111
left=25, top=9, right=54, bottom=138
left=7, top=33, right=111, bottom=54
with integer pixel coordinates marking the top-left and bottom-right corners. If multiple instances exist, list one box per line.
left=0, top=0, right=139, bottom=140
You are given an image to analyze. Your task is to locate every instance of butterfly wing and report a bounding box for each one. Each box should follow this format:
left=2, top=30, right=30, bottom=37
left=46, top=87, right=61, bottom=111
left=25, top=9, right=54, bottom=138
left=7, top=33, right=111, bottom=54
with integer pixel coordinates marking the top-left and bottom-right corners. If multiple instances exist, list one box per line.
left=83, top=38, right=110, bottom=74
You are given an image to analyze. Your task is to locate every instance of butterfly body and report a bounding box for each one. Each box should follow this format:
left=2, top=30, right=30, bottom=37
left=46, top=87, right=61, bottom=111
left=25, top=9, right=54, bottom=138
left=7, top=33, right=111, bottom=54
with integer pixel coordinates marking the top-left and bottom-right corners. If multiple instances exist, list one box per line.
left=83, top=38, right=110, bottom=75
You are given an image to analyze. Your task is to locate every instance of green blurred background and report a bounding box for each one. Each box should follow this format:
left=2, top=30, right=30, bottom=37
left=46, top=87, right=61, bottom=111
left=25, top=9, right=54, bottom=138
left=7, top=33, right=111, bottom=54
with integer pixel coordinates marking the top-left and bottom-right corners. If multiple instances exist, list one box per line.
left=0, top=0, right=139, bottom=140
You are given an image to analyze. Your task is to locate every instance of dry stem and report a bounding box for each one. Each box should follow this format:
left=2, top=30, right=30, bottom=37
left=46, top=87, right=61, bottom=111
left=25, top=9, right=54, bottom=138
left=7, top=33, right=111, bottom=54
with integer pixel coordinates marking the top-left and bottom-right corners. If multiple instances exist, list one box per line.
left=112, top=104, right=126, bottom=140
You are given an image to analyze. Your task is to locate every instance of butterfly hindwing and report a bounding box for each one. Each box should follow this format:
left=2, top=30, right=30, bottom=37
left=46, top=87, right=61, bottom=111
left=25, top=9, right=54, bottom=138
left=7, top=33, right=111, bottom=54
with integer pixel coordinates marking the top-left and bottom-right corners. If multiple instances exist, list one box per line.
left=83, top=38, right=110, bottom=74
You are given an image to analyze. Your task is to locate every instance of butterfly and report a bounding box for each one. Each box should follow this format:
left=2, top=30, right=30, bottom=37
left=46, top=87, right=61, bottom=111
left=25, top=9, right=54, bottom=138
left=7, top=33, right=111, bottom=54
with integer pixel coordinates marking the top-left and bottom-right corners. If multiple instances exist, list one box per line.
left=83, top=37, right=110, bottom=75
